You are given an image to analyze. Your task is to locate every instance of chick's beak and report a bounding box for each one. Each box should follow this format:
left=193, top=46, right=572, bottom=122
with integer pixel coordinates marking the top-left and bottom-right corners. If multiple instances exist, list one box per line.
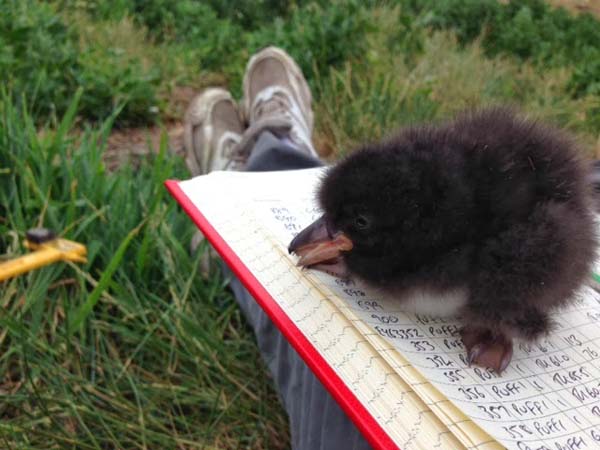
left=288, top=215, right=353, bottom=270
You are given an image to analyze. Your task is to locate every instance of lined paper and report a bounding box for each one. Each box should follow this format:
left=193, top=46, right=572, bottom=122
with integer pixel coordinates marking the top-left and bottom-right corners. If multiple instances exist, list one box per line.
left=179, top=168, right=600, bottom=450
left=180, top=170, right=466, bottom=450
left=315, top=272, right=600, bottom=450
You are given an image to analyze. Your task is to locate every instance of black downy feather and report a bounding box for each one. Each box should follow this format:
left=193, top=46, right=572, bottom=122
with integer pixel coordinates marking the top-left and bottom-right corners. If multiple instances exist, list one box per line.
left=318, top=107, right=598, bottom=341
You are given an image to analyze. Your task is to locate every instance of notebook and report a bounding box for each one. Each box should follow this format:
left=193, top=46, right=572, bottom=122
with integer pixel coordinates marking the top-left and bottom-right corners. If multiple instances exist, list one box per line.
left=166, top=168, right=600, bottom=450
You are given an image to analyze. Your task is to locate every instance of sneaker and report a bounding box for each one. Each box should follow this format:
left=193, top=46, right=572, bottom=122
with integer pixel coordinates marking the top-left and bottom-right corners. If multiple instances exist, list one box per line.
left=240, top=46, right=318, bottom=158
left=183, top=88, right=245, bottom=175
left=183, top=88, right=245, bottom=266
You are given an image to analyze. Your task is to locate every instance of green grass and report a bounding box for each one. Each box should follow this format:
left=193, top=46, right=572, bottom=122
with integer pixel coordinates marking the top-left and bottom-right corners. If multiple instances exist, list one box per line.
left=4, top=0, right=599, bottom=130
left=1, top=1, right=600, bottom=448
left=314, top=13, right=598, bottom=155
left=0, top=93, right=288, bottom=448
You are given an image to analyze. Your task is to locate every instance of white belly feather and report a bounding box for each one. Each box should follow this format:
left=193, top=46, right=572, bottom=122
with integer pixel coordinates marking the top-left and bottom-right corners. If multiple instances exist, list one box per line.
left=391, top=286, right=469, bottom=317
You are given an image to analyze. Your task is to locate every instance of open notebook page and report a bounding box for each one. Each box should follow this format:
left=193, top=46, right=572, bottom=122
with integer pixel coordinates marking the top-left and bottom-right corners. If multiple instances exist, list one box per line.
left=178, top=170, right=469, bottom=450
left=310, top=273, right=600, bottom=450
left=245, top=168, right=600, bottom=450
left=178, top=168, right=600, bottom=450
left=247, top=168, right=600, bottom=450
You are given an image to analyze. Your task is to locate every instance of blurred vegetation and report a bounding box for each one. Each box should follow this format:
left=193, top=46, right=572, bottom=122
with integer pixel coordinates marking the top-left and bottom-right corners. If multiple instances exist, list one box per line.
left=1, top=0, right=600, bottom=448
left=2, top=0, right=597, bottom=130
left=410, top=0, right=600, bottom=127
left=1, top=0, right=162, bottom=126
left=2, top=0, right=374, bottom=125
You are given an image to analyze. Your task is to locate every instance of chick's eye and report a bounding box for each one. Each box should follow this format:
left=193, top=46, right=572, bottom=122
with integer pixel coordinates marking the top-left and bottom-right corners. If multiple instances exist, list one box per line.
left=354, top=215, right=370, bottom=230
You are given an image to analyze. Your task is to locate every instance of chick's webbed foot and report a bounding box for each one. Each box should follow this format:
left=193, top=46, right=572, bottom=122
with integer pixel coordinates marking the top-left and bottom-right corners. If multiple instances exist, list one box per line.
left=460, top=326, right=513, bottom=373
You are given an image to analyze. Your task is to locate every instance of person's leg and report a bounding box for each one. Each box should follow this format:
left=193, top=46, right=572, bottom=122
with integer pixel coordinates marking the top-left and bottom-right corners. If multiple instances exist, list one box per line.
left=183, top=46, right=371, bottom=450
left=245, top=130, right=323, bottom=171
left=228, top=276, right=371, bottom=450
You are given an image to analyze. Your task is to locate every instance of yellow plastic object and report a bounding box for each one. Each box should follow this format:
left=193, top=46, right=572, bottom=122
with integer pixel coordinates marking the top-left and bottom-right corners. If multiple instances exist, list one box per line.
left=0, top=233, right=87, bottom=282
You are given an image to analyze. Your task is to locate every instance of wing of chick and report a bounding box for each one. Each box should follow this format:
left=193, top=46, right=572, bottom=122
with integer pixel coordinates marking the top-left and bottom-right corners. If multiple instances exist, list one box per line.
left=448, top=109, right=597, bottom=371
left=291, top=107, right=598, bottom=373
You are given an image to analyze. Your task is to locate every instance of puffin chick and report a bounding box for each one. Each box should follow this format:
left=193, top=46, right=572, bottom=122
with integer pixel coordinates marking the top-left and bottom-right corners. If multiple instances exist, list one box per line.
left=289, top=107, right=598, bottom=373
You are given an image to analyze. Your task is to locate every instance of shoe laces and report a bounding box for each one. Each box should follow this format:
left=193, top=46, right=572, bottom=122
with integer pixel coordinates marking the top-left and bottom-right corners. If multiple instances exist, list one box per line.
left=216, top=130, right=245, bottom=170
left=250, top=86, right=314, bottom=153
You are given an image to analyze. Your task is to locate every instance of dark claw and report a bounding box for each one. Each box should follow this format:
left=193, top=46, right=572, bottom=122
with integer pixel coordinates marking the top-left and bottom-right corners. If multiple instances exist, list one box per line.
left=499, top=345, right=514, bottom=373
left=467, top=344, right=483, bottom=366
left=460, top=326, right=514, bottom=374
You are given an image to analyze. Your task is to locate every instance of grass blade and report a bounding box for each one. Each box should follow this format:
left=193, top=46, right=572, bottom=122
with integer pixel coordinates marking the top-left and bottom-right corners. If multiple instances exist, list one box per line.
left=68, top=221, right=144, bottom=336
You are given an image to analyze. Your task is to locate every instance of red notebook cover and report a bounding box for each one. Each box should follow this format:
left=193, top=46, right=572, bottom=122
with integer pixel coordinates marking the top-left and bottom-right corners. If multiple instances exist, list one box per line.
left=166, top=179, right=399, bottom=450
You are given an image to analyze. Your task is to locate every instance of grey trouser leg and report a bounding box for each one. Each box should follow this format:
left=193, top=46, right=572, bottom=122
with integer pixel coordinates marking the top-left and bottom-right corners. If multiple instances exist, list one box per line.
left=224, top=131, right=372, bottom=450
left=245, top=131, right=324, bottom=171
